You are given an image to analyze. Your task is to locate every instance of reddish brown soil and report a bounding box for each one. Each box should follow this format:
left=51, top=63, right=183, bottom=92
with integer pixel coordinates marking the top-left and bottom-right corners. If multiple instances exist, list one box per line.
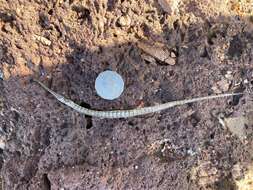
left=0, top=0, right=253, bottom=190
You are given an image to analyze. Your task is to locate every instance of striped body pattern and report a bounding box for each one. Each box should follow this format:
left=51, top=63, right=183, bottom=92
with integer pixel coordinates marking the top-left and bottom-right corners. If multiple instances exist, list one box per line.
left=34, top=80, right=242, bottom=119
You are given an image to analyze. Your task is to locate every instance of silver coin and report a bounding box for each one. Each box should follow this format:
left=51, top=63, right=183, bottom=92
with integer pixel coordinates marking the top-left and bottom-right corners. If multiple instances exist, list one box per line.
left=95, top=70, right=124, bottom=100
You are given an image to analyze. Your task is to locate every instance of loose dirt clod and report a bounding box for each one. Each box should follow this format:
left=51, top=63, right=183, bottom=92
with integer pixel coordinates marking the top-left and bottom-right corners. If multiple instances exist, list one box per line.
left=137, top=41, right=176, bottom=65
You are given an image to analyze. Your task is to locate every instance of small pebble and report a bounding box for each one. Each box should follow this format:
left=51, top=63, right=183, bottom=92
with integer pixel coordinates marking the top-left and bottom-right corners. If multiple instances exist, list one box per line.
left=117, top=15, right=131, bottom=27
left=95, top=70, right=124, bottom=100
left=170, top=51, right=177, bottom=58
left=243, top=79, right=249, bottom=84
left=3, top=23, right=13, bottom=33
left=34, top=34, right=51, bottom=46
left=225, top=71, right=233, bottom=80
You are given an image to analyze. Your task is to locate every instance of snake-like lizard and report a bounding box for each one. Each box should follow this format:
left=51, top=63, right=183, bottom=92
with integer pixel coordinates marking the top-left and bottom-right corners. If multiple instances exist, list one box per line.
left=34, top=79, right=242, bottom=119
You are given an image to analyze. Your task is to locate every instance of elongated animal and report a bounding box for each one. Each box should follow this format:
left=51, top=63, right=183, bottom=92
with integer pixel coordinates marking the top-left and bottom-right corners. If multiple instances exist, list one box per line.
left=34, top=79, right=242, bottom=118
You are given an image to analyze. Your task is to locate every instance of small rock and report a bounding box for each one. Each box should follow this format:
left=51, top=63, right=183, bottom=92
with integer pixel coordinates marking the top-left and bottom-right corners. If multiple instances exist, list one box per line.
left=225, top=71, right=233, bottom=80
left=224, top=116, right=250, bottom=141
left=170, top=51, right=177, bottom=58
left=3, top=23, right=13, bottom=33
left=137, top=41, right=176, bottom=65
left=164, top=57, right=176, bottom=65
left=243, top=79, right=249, bottom=84
left=34, top=34, right=52, bottom=46
left=117, top=15, right=131, bottom=27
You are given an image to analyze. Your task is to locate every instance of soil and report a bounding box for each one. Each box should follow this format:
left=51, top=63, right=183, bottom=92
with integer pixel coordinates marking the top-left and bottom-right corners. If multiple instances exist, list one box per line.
left=0, top=0, right=253, bottom=190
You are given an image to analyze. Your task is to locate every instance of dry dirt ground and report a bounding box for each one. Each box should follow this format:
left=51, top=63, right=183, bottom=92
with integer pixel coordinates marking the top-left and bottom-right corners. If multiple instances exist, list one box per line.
left=0, top=0, right=253, bottom=189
